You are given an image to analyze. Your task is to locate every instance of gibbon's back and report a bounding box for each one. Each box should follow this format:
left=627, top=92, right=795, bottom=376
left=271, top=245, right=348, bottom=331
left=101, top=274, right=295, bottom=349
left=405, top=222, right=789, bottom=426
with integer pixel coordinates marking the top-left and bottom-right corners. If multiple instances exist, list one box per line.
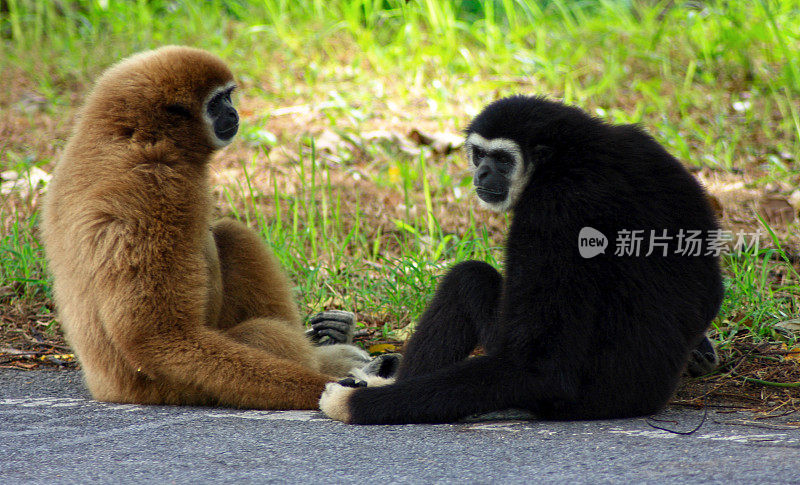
left=42, top=45, right=231, bottom=285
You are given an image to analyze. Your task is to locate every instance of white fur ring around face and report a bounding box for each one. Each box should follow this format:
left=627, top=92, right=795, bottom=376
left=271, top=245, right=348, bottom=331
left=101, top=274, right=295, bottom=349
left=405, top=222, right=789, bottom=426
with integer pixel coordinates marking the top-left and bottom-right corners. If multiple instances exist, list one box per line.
left=319, top=382, right=355, bottom=423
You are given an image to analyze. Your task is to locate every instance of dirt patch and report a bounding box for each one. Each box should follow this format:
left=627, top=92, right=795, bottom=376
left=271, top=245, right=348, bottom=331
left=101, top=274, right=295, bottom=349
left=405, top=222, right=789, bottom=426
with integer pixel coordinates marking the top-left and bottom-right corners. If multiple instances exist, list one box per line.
left=0, top=298, right=75, bottom=369
left=674, top=339, right=800, bottom=415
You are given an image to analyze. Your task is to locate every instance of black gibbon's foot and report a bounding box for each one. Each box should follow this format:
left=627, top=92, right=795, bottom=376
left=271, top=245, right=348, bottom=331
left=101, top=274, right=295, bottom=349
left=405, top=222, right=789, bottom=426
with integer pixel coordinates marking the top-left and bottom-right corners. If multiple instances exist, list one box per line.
left=686, top=336, right=719, bottom=377
left=306, top=310, right=356, bottom=345
left=361, top=353, right=402, bottom=379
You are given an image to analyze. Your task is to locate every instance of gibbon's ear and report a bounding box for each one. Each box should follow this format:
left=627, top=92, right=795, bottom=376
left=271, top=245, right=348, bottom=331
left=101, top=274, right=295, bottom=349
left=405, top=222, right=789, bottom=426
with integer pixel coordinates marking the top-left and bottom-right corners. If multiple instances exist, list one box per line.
left=532, top=144, right=554, bottom=165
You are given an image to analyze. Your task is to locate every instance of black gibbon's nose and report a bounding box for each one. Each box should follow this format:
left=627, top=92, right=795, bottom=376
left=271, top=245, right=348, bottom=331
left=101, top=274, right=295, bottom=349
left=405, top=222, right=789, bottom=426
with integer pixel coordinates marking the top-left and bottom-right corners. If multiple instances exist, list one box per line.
left=474, top=164, right=491, bottom=184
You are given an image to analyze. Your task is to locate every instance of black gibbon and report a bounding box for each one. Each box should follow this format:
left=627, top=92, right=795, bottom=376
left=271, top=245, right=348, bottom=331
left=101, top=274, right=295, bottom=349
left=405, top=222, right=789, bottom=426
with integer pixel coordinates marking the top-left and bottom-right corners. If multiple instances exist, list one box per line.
left=320, top=95, right=723, bottom=424
left=41, top=46, right=370, bottom=409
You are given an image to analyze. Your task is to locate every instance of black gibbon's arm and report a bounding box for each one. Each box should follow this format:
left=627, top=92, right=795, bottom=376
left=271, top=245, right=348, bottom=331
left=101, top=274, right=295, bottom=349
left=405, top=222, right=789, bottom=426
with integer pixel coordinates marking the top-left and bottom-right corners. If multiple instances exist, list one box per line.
left=322, top=355, right=520, bottom=424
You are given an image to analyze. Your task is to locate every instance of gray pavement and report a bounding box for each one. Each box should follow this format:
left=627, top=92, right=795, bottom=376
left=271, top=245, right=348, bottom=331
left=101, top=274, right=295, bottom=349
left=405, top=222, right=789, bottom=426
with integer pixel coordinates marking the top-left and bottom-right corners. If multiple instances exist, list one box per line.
left=1, top=369, right=799, bottom=484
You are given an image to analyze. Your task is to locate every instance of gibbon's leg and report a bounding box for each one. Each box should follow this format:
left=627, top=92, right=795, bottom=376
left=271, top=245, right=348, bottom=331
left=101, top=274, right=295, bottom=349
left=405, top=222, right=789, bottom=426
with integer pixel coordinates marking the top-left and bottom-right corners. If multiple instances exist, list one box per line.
left=212, top=218, right=302, bottom=330
left=212, top=219, right=369, bottom=377
left=396, top=260, right=502, bottom=381
left=97, top=266, right=331, bottom=410
left=211, top=218, right=316, bottom=368
left=223, top=317, right=370, bottom=378
left=225, top=317, right=370, bottom=378
left=91, top=220, right=331, bottom=409
left=321, top=353, right=565, bottom=424
left=224, top=317, right=319, bottom=370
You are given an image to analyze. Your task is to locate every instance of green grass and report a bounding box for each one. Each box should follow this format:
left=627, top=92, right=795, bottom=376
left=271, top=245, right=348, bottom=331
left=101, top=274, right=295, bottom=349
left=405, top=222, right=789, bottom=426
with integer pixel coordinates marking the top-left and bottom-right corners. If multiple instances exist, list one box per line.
left=220, top=144, right=503, bottom=327
left=0, top=211, right=49, bottom=301
left=1, top=0, right=799, bottom=343
left=718, top=241, right=799, bottom=348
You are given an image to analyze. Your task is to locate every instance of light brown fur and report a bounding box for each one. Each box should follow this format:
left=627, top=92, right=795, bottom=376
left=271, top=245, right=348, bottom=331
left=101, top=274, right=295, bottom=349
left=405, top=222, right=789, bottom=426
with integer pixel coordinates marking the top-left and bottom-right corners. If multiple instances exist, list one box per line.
left=41, top=46, right=363, bottom=409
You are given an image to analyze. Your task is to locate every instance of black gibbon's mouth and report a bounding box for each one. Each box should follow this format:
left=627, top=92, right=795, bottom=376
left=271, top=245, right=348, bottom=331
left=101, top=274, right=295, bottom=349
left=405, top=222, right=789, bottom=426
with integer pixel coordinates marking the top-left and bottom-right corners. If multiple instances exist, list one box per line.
left=476, top=187, right=507, bottom=202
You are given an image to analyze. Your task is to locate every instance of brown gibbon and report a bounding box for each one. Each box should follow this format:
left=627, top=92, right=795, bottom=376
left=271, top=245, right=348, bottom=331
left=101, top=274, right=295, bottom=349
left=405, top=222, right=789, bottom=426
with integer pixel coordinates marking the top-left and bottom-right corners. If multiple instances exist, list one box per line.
left=41, top=46, right=370, bottom=409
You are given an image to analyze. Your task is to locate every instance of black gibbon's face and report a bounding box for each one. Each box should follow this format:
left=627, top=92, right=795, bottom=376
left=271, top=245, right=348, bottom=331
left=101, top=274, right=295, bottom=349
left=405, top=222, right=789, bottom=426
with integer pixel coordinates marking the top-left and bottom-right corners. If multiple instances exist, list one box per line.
left=465, top=132, right=531, bottom=212
left=203, top=82, right=238, bottom=147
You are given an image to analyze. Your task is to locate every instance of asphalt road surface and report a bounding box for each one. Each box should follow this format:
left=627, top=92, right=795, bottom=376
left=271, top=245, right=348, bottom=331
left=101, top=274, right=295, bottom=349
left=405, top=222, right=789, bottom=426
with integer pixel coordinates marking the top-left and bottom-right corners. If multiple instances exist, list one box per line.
left=2, top=369, right=799, bottom=484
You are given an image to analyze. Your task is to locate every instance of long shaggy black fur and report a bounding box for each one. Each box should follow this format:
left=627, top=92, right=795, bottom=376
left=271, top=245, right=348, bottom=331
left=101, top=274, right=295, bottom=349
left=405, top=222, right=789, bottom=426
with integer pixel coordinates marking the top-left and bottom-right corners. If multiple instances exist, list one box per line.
left=345, top=96, right=723, bottom=424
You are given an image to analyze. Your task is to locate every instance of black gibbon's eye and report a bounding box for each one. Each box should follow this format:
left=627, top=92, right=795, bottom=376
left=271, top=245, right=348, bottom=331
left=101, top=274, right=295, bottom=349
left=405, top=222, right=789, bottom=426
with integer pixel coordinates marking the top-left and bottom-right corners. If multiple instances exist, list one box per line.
left=494, top=153, right=514, bottom=173
left=165, top=104, right=192, bottom=118
left=472, top=146, right=485, bottom=164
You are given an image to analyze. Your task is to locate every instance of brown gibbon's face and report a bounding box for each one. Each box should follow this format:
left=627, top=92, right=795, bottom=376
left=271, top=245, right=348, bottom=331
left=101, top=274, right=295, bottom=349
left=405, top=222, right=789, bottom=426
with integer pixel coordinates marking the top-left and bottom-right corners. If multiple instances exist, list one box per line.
left=85, top=46, right=239, bottom=152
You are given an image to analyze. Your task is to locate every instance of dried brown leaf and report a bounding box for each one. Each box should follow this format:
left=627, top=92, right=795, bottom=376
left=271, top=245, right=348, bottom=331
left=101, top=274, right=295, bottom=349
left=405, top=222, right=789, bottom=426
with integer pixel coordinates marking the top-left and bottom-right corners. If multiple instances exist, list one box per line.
left=758, top=197, right=796, bottom=226
left=407, top=128, right=463, bottom=155
left=707, top=194, right=724, bottom=218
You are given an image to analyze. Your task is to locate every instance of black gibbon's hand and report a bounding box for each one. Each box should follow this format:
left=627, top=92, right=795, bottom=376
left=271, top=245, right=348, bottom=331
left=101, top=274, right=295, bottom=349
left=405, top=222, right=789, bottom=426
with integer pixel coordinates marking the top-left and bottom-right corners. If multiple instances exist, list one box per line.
left=338, top=354, right=403, bottom=387
left=338, top=377, right=368, bottom=388
left=306, top=310, right=356, bottom=345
